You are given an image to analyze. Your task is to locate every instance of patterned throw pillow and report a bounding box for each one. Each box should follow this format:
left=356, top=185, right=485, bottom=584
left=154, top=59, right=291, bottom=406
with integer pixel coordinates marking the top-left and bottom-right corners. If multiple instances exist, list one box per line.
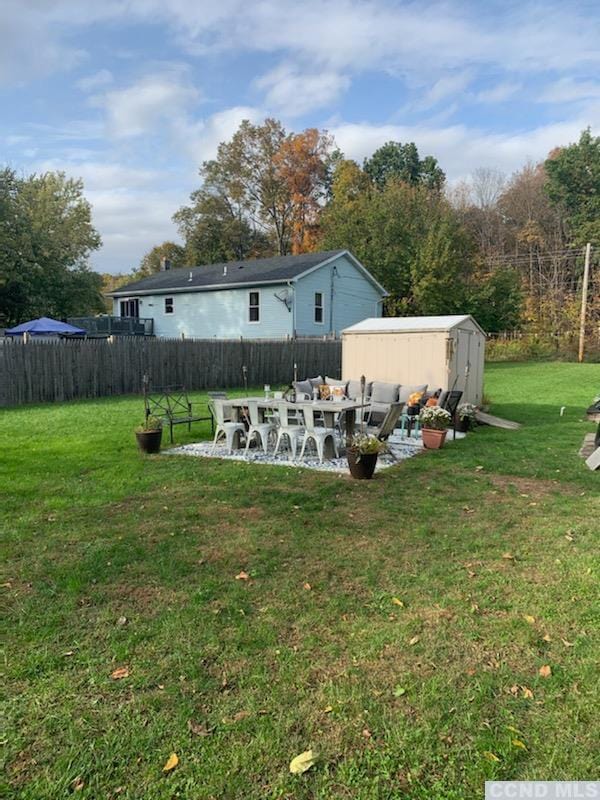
left=319, top=384, right=331, bottom=400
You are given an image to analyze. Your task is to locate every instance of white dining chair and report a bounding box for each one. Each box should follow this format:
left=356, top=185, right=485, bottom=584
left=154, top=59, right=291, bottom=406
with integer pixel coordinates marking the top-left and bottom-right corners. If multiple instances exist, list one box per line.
left=208, top=397, right=245, bottom=454
left=299, top=405, right=339, bottom=463
left=273, top=403, right=305, bottom=460
left=244, top=399, right=276, bottom=455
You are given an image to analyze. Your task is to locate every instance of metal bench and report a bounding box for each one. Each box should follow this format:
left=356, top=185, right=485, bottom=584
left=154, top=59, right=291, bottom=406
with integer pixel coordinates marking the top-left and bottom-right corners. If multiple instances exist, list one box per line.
left=142, top=375, right=213, bottom=443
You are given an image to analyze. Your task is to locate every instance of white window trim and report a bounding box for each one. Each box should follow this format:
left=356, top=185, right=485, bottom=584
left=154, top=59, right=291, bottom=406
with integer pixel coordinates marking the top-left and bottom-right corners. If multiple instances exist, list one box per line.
left=314, top=291, right=324, bottom=325
left=248, top=289, right=261, bottom=324
left=164, top=297, right=174, bottom=314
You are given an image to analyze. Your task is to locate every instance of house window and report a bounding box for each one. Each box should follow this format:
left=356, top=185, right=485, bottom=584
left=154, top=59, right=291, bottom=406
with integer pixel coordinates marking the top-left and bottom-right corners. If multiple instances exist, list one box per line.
left=314, top=292, right=324, bottom=324
left=249, top=291, right=260, bottom=323
left=164, top=297, right=174, bottom=314
left=120, top=299, right=139, bottom=318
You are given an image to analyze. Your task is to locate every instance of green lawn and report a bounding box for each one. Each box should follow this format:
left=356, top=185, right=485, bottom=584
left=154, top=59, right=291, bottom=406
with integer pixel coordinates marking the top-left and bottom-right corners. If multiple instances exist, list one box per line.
left=2, top=362, right=599, bottom=799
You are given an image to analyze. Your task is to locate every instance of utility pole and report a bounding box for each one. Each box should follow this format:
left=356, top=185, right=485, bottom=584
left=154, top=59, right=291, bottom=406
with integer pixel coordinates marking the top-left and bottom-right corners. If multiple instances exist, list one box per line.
left=578, top=243, right=592, bottom=363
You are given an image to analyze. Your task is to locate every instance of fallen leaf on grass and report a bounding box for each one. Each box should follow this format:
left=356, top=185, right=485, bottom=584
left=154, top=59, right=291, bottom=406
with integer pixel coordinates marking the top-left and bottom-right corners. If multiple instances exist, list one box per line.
left=289, top=750, right=317, bottom=774
left=523, top=615, right=536, bottom=624
left=188, top=720, right=214, bottom=737
left=116, top=616, right=128, bottom=626
left=542, top=634, right=552, bottom=642
left=502, top=552, right=515, bottom=561
left=512, top=739, right=527, bottom=750
left=362, top=728, right=372, bottom=739
left=393, top=686, right=407, bottom=697
left=475, top=465, right=484, bottom=471
left=483, top=751, right=501, bottom=763
left=408, top=636, right=420, bottom=646
left=323, top=705, right=333, bottom=713
left=162, top=753, right=179, bottom=772
left=235, top=571, right=249, bottom=581
left=561, top=639, right=575, bottom=648
left=110, top=666, right=129, bottom=680
left=71, top=777, right=85, bottom=791
left=391, top=597, right=404, bottom=607
left=522, top=686, right=534, bottom=699
left=539, top=665, right=552, bottom=678
left=232, top=711, right=250, bottom=722
left=303, top=582, right=312, bottom=590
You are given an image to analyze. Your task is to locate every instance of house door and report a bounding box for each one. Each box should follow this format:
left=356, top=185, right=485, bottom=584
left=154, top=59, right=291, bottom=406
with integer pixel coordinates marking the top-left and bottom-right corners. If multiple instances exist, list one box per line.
left=120, top=299, right=139, bottom=318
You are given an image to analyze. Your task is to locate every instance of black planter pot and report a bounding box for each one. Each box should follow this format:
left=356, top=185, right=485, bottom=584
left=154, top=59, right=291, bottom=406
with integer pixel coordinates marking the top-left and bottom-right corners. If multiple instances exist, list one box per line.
left=347, top=449, right=378, bottom=480
left=456, top=417, right=472, bottom=433
left=135, top=429, right=162, bottom=454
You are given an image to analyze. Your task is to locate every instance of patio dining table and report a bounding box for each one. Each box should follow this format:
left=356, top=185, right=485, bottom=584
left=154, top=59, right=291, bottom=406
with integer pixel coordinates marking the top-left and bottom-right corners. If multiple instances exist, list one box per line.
left=227, top=397, right=370, bottom=457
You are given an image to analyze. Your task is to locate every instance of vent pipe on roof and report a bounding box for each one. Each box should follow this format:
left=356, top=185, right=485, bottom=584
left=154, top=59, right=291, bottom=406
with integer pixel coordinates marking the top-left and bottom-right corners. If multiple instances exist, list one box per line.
left=160, top=257, right=171, bottom=271
left=188, top=271, right=193, bottom=282
left=223, top=265, right=228, bottom=277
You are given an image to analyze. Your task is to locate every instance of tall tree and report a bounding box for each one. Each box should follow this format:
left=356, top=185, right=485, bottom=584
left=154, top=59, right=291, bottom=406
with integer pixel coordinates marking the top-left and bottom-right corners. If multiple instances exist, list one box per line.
left=275, top=128, right=335, bottom=253
left=545, top=128, right=600, bottom=246
left=136, top=241, right=186, bottom=277
left=176, top=119, right=336, bottom=260
left=363, top=141, right=445, bottom=190
left=0, top=169, right=103, bottom=326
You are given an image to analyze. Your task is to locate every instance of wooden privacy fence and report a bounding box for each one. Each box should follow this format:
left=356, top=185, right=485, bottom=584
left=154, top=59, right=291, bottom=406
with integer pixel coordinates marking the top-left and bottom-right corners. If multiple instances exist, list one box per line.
left=0, top=337, right=342, bottom=407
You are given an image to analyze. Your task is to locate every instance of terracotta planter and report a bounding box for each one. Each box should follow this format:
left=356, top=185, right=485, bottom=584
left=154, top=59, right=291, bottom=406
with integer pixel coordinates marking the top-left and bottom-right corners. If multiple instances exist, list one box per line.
left=135, top=429, right=162, bottom=454
left=347, top=449, right=378, bottom=479
left=421, top=427, right=447, bottom=450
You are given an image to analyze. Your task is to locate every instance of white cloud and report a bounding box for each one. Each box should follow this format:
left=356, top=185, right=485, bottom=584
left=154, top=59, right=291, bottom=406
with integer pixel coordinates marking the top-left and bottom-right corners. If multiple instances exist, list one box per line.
left=476, top=82, right=521, bottom=104
left=539, top=77, right=600, bottom=104
left=331, top=113, right=600, bottom=182
left=255, top=63, right=350, bottom=116
left=77, top=68, right=113, bottom=92
left=177, top=105, right=264, bottom=163
left=94, top=69, right=199, bottom=138
left=416, top=72, right=472, bottom=110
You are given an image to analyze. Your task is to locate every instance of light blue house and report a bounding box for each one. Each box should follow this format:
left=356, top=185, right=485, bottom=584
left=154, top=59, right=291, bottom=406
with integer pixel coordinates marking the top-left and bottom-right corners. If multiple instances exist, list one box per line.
left=108, top=250, right=387, bottom=339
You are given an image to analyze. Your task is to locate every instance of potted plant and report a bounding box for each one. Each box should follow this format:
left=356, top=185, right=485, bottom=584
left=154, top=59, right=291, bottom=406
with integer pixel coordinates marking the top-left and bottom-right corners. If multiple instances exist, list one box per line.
left=135, top=415, right=163, bottom=454
left=456, top=403, right=477, bottom=433
left=347, top=433, right=386, bottom=479
left=419, top=406, right=451, bottom=449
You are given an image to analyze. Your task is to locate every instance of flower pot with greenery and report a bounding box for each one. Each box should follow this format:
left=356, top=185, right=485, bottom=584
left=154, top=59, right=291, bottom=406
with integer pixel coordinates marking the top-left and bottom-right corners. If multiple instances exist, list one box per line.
left=419, top=405, right=451, bottom=449
left=456, top=402, right=477, bottom=433
left=135, top=415, right=163, bottom=454
left=347, top=433, right=386, bottom=479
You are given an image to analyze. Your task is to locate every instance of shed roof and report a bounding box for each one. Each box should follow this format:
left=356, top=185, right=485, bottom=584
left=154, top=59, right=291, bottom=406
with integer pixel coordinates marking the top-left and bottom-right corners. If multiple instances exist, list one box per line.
left=342, top=315, right=486, bottom=335
left=108, top=249, right=387, bottom=297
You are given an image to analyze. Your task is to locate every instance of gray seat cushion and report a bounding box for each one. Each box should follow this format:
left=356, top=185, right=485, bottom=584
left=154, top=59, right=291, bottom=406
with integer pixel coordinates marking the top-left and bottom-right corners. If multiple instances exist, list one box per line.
left=308, top=375, right=324, bottom=389
left=293, top=380, right=312, bottom=398
left=370, top=381, right=400, bottom=404
left=347, top=379, right=372, bottom=401
left=398, top=383, right=428, bottom=404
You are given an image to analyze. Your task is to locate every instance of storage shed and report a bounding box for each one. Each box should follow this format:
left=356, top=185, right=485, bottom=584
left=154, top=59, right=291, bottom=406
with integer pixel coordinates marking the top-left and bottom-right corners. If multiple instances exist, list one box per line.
left=341, top=315, right=486, bottom=406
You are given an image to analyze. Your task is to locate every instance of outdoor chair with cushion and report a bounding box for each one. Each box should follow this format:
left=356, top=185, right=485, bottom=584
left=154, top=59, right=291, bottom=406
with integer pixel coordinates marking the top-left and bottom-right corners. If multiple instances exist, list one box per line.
left=243, top=399, right=276, bottom=455
left=366, top=381, right=401, bottom=425
left=273, top=403, right=305, bottom=460
left=208, top=397, right=246, bottom=454
left=299, top=405, right=339, bottom=463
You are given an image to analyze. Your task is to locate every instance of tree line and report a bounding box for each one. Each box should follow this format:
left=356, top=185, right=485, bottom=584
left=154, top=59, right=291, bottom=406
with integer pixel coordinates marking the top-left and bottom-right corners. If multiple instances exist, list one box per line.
left=2, top=122, right=598, bottom=332
left=132, top=121, right=599, bottom=333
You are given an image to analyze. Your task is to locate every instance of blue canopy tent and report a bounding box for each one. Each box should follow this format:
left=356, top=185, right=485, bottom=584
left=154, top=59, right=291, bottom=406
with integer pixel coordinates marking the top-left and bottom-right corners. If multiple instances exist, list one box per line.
left=5, top=317, right=86, bottom=337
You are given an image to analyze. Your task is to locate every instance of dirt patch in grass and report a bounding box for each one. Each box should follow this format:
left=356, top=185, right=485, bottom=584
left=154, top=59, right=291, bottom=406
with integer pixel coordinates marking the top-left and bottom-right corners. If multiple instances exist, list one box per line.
left=485, top=473, right=573, bottom=498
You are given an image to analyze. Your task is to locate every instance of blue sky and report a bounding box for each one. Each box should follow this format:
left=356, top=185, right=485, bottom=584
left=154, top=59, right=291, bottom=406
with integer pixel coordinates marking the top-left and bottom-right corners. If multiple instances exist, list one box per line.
left=2, top=0, right=599, bottom=274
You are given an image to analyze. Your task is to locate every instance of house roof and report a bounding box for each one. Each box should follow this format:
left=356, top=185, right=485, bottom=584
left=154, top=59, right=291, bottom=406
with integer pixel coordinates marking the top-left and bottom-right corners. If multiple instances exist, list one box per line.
left=342, top=315, right=486, bottom=336
left=108, top=250, right=386, bottom=297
